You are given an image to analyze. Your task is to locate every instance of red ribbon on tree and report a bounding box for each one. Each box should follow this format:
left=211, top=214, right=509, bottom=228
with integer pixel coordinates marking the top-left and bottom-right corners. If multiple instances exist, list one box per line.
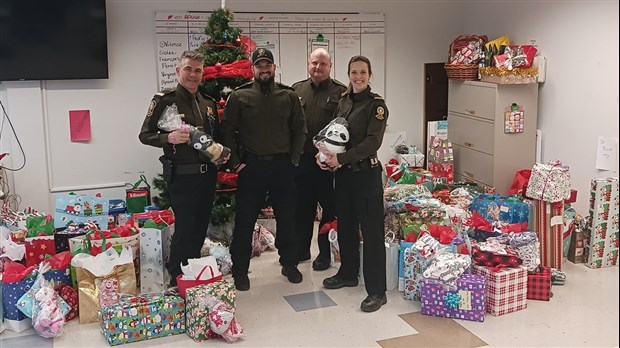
left=202, top=59, right=254, bottom=80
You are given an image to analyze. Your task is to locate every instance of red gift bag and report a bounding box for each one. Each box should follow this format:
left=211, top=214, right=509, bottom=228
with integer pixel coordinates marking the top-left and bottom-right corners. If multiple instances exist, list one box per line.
left=527, top=266, right=552, bottom=301
left=24, top=235, right=56, bottom=267
left=176, top=265, right=223, bottom=299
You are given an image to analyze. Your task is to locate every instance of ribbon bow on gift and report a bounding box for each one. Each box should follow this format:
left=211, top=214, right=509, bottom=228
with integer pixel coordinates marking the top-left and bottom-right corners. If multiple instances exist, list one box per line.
left=443, top=292, right=461, bottom=309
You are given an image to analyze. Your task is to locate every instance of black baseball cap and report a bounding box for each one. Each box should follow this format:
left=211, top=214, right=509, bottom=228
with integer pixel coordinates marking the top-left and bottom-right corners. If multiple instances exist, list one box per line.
left=252, top=48, right=274, bottom=65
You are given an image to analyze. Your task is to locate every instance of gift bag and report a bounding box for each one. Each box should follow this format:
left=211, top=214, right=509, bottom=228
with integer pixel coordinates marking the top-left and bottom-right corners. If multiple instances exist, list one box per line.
left=72, top=248, right=137, bottom=324
left=126, top=175, right=152, bottom=213
left=428, top=136, right=453, bottom=164
left=139, top=225, right=174, bottom=293
left=177, top=256, right=223, bottom=299
left=24, top=235, right=56, bottom=267
left=359, top=239, right=399, bottom=291
left=2, top=262, right=35, bottom=332
left=54, top=193, right=110, bottom=229
left=69, top=228, right=141, bottom=288
left=54, top=224, right=92, bottom=254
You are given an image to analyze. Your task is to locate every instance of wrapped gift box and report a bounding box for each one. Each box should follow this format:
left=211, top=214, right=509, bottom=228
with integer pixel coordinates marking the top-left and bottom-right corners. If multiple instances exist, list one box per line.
left=399, top=209, right=445, bottom=240
left=472, top=265, right=528, bottom=316
left=470, top=194, right=530, bottom=224
left=532, top=200, right=565, bottom=269
left=585, top=178, right=619, bottom=268
left=403, top=245, right=432, bottom=301
left=428, top=161, right=454, bottom=184
left=399, top=151, right=425, bottom=168
left=99, top=293, right=185, bottom=346
left=421, top=274, right=486, bottom=322
left=527, top=267, right=551, bottom=301
left=186, top=280, right=236, bottom=342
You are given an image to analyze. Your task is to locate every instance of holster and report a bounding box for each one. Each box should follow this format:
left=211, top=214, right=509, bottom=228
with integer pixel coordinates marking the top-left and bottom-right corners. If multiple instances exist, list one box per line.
left=159, top=155, right=173, bottom=183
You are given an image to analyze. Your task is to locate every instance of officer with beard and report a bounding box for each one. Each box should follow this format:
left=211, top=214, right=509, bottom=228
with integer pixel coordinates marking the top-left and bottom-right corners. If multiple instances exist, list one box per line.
left=221, top=48, right=307, bottom=291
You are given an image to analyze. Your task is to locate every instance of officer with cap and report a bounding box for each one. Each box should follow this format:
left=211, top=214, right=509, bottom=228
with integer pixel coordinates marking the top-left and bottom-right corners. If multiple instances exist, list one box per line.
left=221, top=47, right=307, bottom=291
left=292, top=48, right=346, bottom=271
left=139, top=50, right=224, bottom=286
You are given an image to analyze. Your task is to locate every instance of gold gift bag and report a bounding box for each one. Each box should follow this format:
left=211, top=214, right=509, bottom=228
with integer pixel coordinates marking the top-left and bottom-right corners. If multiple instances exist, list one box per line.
left=76, top=262, right=137, bottom=324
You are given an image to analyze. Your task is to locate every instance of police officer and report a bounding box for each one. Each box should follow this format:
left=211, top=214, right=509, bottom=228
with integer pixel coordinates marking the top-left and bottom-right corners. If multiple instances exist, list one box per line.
left=292, top=48, right=346, bottom=271
left=139, top=50, right=223, bottom=286
left=221, top=48, right=307, bottom=291
left=318, top=55, right=389, bottom=312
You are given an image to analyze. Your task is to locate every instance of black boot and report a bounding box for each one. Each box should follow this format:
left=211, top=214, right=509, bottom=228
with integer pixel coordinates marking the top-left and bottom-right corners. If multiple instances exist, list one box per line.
left=360, top=294, right=387, bottom=312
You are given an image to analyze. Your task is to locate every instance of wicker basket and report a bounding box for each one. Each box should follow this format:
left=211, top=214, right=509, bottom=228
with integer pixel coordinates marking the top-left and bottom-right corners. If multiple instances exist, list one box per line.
left=444, top=63, right=478, bottom=81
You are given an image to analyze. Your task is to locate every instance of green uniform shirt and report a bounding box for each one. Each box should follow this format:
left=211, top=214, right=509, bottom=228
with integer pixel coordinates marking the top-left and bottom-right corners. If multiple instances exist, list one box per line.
left=221, top=80, right=307, bottom=168
left=138, top=84, right=219, bottom=164
left=335, top=87, right=388, bottom=165
left=292, top=77, right=347, bottom=156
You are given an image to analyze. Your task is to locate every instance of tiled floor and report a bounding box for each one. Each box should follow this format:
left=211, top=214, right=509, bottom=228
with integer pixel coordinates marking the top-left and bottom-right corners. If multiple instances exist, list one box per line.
left=1, top=243, right=619, bottom=347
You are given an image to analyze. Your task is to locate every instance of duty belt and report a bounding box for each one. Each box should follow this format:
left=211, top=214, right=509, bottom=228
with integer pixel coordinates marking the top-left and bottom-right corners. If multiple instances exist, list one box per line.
left=175, top=163, right=209, bottom=175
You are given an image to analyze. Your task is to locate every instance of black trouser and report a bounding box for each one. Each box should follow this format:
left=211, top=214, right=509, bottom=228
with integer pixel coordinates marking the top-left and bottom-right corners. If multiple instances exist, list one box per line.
left=230, top=155, right=298, bottom=276
left=295, top=155, right=335, bottom=260
left=334, top=165, right=386, bottom=296
left=166, top=168, right=217, bottom=281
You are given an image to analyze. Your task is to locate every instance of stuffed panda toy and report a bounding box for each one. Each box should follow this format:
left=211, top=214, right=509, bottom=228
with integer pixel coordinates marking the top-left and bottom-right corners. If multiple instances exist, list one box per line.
left=189, top=130, right=231, bottom=166
left=313, top=117, right=349, bottom=164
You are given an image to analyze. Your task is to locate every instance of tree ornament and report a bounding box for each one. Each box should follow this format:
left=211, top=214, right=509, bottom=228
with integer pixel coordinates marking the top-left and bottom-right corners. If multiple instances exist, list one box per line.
left=218, top=98, right=226, bottom=107
left=235, top=37, right=241, bottom=44
left=215, top=62, right=222, bottom=70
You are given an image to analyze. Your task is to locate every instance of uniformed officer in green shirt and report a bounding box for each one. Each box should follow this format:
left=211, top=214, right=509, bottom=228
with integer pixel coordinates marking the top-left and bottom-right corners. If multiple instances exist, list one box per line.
left=221, top=47, right=307, bottom=291
left=139, top=50, right=222, bottom=286
left=318, top=55, right=389, bottom=313
left=292, top=48, right=346, bottom=271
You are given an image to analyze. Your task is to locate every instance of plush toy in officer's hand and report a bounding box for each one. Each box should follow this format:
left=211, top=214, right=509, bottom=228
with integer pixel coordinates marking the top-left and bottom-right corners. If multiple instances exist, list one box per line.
left=313, top=117, right=349, bottom=164
left=158, top=103, right=231, bottom=166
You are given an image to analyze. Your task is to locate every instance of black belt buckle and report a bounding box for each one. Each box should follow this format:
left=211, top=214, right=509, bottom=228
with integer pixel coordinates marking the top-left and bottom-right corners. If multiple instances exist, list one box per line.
left=200, top=163, right=208, bottom=173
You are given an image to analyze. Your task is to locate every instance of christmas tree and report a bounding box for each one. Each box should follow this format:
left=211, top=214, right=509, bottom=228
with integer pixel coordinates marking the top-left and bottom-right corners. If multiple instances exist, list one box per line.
left=198, top=8, right=255, bottom=103
left=152, top=8, right=254, bottom=237
left=199, top=8, right=254, bottom=231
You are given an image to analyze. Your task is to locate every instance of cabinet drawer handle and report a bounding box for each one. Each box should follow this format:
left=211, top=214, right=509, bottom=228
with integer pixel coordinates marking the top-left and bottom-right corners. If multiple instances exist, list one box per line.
left=465, top=109, right=476, bottom=115
left=464, top=142, right=473, bottom=148
left=464, top=171, right=474, bottom=178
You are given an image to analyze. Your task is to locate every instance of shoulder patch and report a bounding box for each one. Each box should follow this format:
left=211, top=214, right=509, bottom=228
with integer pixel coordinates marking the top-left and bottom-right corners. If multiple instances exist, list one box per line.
left=146, top=98, right=157, bottom=118
left=375, top=105, right=386, bottom=121
left=235, top=81, right=253, bottom=90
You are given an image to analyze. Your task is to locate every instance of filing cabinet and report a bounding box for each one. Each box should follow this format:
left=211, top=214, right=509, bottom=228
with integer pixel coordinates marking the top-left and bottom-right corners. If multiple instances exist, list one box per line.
left=448, top=80, right=538, bottom=193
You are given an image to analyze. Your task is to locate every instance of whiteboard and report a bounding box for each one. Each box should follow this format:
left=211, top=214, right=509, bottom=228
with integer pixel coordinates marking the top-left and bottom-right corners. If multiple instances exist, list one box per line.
left=154, top=11, right=385, bottom=97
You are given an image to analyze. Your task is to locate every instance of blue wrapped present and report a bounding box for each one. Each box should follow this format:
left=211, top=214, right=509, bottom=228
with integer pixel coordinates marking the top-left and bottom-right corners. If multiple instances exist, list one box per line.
left=470, top=194, right=529, bottom=224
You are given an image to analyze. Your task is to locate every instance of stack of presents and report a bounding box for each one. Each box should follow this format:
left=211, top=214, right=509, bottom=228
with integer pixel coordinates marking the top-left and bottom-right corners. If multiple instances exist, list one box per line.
left=0, top=176, right=245, bottom=344
left=377, top=141, right=618, bottom=322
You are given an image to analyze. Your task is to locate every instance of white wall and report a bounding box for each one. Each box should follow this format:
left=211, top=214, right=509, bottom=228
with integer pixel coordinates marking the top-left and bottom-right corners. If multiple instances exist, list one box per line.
left=0, top=0, right=617, bottom=215
left=466, top=1, right=619, bottom=213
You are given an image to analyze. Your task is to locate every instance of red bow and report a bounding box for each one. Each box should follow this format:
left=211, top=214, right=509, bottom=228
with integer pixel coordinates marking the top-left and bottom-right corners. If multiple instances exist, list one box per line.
left=319, top=219, right=338, bottom=235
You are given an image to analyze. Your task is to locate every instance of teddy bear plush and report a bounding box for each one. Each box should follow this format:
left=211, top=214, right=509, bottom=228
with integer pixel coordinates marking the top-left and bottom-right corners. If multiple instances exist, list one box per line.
left=32, top=285, right=66, bottom=338
left=313, top=117, right=349, bottom=164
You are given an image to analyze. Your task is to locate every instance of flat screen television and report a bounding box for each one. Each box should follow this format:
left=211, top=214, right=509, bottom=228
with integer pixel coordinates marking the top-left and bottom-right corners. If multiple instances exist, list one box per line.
left=0, top=0, right=109, bottom=81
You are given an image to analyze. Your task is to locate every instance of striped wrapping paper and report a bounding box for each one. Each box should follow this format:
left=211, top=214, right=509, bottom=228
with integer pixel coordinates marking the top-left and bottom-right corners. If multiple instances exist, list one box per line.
left=532, top=200, right=564, bottom=269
